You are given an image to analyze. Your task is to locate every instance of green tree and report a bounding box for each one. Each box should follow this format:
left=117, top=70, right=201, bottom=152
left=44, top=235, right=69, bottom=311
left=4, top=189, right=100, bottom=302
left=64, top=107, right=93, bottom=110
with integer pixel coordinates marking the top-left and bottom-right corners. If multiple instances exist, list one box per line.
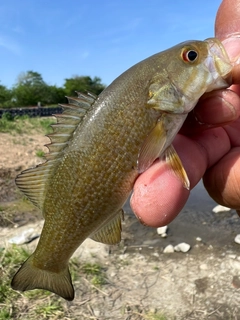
left=63, top=76, right=105, bottom=97
left=43, top=85, right=66, bottom=105
left=0, top=84, right=13, bottom=108
left=13, top=71, right=49, bottom=106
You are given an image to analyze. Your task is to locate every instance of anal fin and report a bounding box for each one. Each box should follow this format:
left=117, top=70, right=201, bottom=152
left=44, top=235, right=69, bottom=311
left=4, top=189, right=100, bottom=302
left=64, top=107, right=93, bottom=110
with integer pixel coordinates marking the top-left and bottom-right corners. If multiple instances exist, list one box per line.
left=90, top=210, right=124, bottom=245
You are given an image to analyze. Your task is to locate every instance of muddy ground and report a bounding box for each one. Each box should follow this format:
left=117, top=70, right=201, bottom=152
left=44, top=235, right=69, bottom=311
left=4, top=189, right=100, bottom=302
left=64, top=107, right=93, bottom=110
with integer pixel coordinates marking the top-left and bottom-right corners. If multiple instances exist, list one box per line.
left=1, top=132, right=240, bottom=319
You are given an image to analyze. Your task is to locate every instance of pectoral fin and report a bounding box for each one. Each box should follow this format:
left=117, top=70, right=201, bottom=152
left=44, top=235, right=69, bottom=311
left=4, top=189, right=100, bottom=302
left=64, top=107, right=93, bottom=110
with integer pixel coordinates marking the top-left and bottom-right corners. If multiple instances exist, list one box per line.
left=163, top=144, right=190, bottom=190
left=137, top=120, right=167, bottom=173
left=147, top=82, right=183, bottom=112
left=90, top=210, right=124, bottom=245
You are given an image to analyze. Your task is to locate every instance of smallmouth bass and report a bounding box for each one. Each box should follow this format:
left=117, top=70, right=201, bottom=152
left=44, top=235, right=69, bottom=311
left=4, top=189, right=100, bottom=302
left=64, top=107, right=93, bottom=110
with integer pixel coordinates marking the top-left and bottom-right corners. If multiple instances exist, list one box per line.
left=11, top=38, right=232, bottom=300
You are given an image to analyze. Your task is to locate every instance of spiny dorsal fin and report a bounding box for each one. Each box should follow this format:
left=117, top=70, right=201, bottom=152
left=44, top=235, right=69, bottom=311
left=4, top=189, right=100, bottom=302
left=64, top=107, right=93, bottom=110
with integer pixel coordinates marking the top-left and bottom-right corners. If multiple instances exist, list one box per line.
left=16, top=92, right=97, bottom=210
left=46, top=92, right=97, bottom=160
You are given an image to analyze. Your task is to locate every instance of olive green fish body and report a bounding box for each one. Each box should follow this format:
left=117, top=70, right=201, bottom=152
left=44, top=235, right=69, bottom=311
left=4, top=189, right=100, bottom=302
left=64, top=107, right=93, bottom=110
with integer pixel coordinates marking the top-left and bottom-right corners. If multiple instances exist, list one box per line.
left=11, top=38, right=232, bottom=300
left=35, top=91, right=158, bottom=268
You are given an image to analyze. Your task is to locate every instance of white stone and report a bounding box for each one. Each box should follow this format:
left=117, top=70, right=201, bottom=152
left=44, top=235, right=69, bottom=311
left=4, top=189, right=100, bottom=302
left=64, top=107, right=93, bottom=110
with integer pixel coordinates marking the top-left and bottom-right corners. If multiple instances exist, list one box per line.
left=163, top=244, right=174, bottom=253
left=212, top=205, right=231, bottom=213
left=229, top=254, right=237, bottom=260
left=229, top=259, right=240, bottom=270
left=94, top=310, right=100, bottom=317
left=8, top=228, right=39, bottom=245
left=157, top=226, right=168, bottom=236
left=200, top=263, right=208, bottom=270
left=196, top=237, right=202, bottom=242
left=152, top=252, right=160, bottom=258
left=234, top=234, right=240, bottom=244
left=174, top=242, right=191, bottom=253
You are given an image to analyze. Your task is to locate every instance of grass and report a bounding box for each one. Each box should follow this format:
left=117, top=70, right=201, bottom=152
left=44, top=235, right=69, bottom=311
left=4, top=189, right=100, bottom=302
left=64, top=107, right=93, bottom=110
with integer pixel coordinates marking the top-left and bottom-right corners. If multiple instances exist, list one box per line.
left=0, top=246, right=109, bottom=319
left=145, top=312, right=168, bottom=320
left=0, top=246, right=171, bottom=320
left=35, top=149, right=45, bottom=158
left=81, top=262, right=107, bottom=287
left=35, top=300, right=64, bottom=318
left=0, top=114, right=55, bottom=135
left=0, top=245, right=29, bottom=318
left=0, top=245, right=65, bottom=319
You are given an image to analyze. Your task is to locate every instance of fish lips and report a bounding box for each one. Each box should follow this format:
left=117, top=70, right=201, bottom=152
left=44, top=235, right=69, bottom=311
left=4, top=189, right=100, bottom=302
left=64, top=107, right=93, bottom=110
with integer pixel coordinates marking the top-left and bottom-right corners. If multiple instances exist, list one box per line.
left=204, top=37, right=233, bottom=91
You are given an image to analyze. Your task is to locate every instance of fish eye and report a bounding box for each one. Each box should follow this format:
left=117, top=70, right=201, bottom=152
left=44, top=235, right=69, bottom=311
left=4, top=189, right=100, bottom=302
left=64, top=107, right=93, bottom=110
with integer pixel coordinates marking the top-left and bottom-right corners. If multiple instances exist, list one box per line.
left=182, top=49, right=198, bottom=62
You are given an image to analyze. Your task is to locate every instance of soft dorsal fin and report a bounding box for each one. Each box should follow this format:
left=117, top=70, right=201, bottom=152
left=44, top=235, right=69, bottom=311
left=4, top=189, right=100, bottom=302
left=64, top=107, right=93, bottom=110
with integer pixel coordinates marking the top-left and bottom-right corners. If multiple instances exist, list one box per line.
left=16, top=92, right=97, bottom=211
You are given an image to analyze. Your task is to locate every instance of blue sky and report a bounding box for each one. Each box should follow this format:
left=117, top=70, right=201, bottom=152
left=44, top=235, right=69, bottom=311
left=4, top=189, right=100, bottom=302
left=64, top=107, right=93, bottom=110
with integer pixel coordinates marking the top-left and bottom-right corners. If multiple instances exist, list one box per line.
left=0, top=0, right=222, bottom=89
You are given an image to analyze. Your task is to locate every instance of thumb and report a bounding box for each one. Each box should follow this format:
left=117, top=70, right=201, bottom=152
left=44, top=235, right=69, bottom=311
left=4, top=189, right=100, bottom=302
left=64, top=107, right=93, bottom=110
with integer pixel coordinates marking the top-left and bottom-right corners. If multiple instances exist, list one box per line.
left=215, top=0, right=240, bottom=85
left=215, top=0, right=240, bottom=40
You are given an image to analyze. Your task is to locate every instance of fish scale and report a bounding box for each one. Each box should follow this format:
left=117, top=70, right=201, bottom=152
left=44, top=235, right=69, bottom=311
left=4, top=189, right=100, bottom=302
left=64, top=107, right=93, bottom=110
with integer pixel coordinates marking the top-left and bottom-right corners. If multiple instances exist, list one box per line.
left=11, top=38, right=232, bottom=300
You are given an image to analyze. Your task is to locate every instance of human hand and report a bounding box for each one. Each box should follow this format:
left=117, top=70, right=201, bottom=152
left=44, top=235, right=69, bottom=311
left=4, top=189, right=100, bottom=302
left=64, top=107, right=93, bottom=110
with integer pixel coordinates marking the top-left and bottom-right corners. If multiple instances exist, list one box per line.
left=130, top=0, right=240, bottom=227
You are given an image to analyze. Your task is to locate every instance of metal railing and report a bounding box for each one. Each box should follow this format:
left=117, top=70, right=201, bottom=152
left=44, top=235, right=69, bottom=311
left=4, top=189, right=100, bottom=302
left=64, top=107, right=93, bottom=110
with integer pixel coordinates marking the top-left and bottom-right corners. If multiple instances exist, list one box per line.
left=0, top=106, right=63, bottom=118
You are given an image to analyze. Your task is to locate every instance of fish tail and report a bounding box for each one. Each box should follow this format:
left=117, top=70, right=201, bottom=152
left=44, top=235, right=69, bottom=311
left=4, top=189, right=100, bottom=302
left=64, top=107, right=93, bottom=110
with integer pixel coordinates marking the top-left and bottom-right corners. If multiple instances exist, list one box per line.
left=11, top=255, right=74, bottom=301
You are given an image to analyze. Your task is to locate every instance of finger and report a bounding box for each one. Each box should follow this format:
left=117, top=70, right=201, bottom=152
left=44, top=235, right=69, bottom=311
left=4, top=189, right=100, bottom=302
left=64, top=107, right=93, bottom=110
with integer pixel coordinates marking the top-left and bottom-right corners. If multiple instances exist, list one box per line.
left=131, top=127, right=231, bottom=227
left=215, top=0, right=240, bottom=84
left=130, top=159, right=190, bottom=228
left=180, top=89, right=240, bottom=135
left=223, top=118, right=240, bottom=147
left=215, top=0, right=240, bottom=40
left=203, top=147, right=240, bottom=210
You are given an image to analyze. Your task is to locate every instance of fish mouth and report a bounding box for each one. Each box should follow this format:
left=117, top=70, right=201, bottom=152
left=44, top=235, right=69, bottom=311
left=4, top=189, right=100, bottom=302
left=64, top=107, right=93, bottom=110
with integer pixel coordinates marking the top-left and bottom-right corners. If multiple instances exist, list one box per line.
left=204, top=38, right=233, bottom=91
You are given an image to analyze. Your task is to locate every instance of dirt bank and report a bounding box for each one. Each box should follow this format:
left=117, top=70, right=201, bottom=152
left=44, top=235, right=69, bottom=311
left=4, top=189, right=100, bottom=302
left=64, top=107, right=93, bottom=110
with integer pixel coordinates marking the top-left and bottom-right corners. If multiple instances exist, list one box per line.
left=1, top=132, right=240, bottom=319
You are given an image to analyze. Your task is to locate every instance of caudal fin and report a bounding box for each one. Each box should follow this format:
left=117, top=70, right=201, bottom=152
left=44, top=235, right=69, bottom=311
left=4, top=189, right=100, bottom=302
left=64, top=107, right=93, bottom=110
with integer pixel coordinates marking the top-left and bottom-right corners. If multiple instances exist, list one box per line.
left=11, top=255, right=74, bottom=301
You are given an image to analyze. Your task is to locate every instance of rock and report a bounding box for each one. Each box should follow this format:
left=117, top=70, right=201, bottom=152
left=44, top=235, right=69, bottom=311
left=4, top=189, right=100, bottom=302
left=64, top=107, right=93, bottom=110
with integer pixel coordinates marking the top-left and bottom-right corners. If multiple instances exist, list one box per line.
left=163, top=244, right=174, bottom=253
left=160, top=233, right=168, bottom=238
left=212, top=205, right=231, bottom=213
left=234, top=234, right=240, bottom=244
left=94, top=310, right=100, bottom=317
left=8, top=228, right=40, bottom=245
left=196, top=237, right=202, bottom=242
left=157, top=225, right=168, bottom=238
left=174, top=242, right=191, bottom=253
left=74, top=238, right=110, bottom=262
left=152, top=252, right=159, bottom=258
left=229, top=259, right=240, bottom=270
left=200, top=263, right=208, bottom=270
left=143, top=239, right=160, bottom=246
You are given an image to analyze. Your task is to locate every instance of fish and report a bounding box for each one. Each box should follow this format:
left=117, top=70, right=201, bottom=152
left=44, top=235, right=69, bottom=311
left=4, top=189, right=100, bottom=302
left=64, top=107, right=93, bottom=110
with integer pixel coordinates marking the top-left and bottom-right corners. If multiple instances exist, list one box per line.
left=11, top=38, right=232, bottom=301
